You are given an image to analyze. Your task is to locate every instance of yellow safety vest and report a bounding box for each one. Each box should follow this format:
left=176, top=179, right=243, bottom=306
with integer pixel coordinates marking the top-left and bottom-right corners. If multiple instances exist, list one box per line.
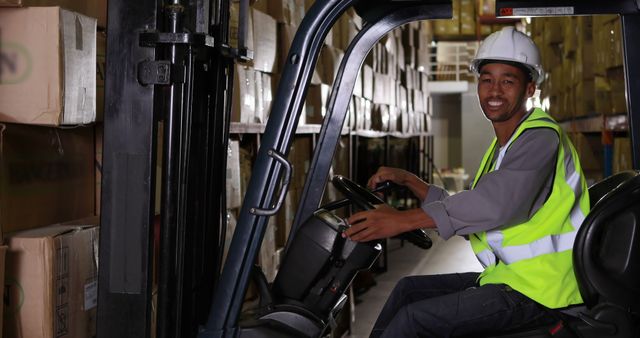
left=470, top=108, right=590, bottom=309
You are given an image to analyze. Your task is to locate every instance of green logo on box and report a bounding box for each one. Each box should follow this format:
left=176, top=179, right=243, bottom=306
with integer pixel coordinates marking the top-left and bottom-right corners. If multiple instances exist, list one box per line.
left=0, top=42, right=33, bottom=85
left=4, top=277, right=25, bottom=316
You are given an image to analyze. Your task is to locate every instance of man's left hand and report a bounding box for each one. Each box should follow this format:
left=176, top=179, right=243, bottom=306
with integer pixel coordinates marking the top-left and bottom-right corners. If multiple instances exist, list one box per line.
left=343, top=206, right=434, bottom=242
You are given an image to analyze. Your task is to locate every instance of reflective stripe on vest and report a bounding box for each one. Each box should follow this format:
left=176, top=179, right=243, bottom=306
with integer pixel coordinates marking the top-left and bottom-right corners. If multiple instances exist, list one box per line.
left=474, top=113, right=586, bottom=267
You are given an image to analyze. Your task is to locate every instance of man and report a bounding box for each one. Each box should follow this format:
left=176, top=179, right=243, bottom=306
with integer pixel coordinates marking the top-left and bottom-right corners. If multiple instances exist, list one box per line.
left=343, top=26, right=589, bottom=337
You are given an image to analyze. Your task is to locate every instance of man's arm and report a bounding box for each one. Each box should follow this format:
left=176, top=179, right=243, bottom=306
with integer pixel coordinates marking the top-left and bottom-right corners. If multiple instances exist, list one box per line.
left=423, top=128, right=559, bottom=240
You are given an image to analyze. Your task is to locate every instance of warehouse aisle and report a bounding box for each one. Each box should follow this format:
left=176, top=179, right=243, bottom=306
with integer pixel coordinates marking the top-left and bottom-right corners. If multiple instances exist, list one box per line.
left=346, top=231, right=483, bottom=338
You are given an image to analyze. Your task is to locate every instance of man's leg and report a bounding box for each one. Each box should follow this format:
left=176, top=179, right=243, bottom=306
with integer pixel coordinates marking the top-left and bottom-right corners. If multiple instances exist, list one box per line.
left=370, top=273, right=480, bottom=338
left=379, top=283, right=557, bottom=338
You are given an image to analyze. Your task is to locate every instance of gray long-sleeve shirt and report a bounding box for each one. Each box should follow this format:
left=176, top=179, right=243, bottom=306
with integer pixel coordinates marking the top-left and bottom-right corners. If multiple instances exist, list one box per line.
left=421, top=127, right=559, bottom=240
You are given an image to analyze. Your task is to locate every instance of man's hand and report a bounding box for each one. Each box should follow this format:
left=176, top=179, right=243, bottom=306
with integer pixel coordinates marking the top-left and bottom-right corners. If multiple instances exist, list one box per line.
left=342, top=206, right=435, bottom=242
left=368, top=167, right=429, bottom=201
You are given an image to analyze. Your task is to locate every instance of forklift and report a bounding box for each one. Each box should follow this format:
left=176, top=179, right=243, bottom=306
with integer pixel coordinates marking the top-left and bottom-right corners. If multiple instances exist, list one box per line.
left=97, top=0, right=640, bottom=337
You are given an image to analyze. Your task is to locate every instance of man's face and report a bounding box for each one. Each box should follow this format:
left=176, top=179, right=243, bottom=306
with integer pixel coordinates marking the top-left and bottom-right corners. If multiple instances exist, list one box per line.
left=477, top=62, right=535, bottom=123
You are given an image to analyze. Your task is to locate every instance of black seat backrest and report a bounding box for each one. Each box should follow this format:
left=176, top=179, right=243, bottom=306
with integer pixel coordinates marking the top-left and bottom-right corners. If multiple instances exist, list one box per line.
left=574, top=171, right=640, bottom=309
left=588, top=171, right=638, bottom=207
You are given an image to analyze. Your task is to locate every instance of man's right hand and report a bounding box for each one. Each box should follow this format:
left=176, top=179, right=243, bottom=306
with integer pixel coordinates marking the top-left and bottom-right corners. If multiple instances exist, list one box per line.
left=367, top=167, right=429, bottom=201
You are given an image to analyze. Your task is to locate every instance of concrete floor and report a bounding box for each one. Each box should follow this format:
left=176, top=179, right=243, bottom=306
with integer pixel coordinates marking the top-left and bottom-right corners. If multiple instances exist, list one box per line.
left=345, top=231, right=483, bottom=338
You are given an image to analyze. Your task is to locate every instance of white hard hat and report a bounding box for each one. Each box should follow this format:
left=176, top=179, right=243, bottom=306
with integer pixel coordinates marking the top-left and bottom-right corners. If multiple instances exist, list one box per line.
left=470, top=26, right=544, bottom=85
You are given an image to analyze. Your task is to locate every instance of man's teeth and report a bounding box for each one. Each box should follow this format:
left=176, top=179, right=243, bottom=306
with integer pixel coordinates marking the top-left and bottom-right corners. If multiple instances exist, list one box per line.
left=488, top=101, right=502, bottom=107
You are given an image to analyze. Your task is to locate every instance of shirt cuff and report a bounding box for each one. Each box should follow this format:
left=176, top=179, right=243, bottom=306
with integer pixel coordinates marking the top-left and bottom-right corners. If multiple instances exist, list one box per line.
left=422, top=185, right=449, bottom=204
left=421, top=201, right=455, bottom=240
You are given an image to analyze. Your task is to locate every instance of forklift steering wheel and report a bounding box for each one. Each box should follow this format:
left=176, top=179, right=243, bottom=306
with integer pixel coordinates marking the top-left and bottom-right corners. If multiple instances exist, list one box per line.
left=331, top=175, right=432, bottom=249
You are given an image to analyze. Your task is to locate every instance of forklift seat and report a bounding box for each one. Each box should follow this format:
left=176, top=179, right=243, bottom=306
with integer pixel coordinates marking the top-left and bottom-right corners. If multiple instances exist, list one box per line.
left=244, top=176, right=431, bottom=337
left=483, top=170, right=640, bottom=338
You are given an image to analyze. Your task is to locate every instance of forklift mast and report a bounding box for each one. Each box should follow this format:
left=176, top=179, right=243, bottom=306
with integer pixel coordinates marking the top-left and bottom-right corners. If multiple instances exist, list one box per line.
left=97, top=0, right=640, bottom=337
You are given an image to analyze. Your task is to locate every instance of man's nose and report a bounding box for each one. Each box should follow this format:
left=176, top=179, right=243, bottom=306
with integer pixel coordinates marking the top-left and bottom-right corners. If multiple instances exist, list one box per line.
left=489, top=81, right=503, bottom=95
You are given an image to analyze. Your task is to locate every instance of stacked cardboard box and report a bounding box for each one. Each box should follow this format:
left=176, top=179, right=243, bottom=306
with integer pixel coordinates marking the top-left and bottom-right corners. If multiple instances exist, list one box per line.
left=434, top=0, right=460, bottom=36
left=4, top=221, right=99, bottom=338
left=230, top=5, right=277, bottom=124
left=536, top=15, right=624, bottom=120
left=0, top=2, right=105, bottom=336
left=613, top=137, right=633, bottom=174
left=0, top=0, right=106, bottom=28
left=0, top=7, right=97, bottom=126
left=228, top=1, right=436, bottom=309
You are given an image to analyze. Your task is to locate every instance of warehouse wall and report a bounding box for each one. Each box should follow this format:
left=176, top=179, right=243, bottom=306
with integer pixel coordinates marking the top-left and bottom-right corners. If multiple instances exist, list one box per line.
left=461, top=86, right=493, bottom=184
left=431, top=94, right=462, bottom=171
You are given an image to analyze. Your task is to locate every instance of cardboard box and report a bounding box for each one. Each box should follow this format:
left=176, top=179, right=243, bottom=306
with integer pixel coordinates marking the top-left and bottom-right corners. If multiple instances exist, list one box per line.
left=304, top=84, right=330, bottom=124
left=572, top=132, right=603, bottom=173
left=593, top=23, right=609, bottom=76
left=329, top=11, right=360, bottom=51
left=96, top=31, right=106, bottom=122
left=4, top=223, right=99, bottom=338
left=605, top=19, right=623, bottom=69
left=573, top=40, right=594, bottom=84
left=0, top=0, right=107, bottom=28
left=613, top=137, right=633, bottom=173
left=0, top=123, right=95, bottom=237
left=231, top=65, right=257, bottom=123
left=607, top=67, right=627, bottom=114
left=562, top=17, right=577, bottom=58
left=594, top=76, right=612, bottom=115
left=318, top=45, right=343, bottom=85
left=222, top=210, right=238, bottom=266
left=255, top=72, right=273, bottom=122
left=361, top=65, right=374, bottom=101
left=226, top=141, right=242, bottom=209
left=0, top=7, right=97, bottom=126
left=371, top=104, right=390, bottom=132
left=259, top=218, right=277, bottom=282
left=543, top=17, right=563, bottom=45
left=373, top=72, right=391, bottom=105
left=0, top=246, right=7, bottom=335
left=251, top=9, right=277, bottom=73
left=266, top=0, right=296, bottom=24
left=363, top=98, right=372, bottom=130
left=433, top=0, right=460, bottom=36
left=412, top=89, right=426, bottom=113
left=459, top=0, right=475, bottom=35
left=355, top=97, right=366, bottom=131
left=574, top=80, right=595, bottom=117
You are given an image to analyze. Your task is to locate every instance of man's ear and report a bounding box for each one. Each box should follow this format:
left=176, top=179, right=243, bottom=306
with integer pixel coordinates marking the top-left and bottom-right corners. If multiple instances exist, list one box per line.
left=525, top=81, right=536, bottom=98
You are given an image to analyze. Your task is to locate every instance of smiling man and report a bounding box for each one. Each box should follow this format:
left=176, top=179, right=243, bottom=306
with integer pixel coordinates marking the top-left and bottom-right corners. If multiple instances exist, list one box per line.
left=343, top=27, right=590, bottom=337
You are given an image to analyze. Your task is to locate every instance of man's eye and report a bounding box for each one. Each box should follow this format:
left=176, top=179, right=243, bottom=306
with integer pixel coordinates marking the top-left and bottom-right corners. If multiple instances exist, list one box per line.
left=502, top=80, right=513, bottom=85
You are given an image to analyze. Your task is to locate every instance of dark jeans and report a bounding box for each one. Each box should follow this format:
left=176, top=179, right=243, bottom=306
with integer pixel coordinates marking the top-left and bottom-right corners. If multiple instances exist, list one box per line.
left=370, top=272, right=557, bottom=338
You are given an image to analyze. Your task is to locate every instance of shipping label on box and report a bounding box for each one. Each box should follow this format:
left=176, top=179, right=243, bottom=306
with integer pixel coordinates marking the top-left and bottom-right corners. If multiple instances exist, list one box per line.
left=4, top=224, right=99, bottom=338
left=0, top=7, right=96, bottom=126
